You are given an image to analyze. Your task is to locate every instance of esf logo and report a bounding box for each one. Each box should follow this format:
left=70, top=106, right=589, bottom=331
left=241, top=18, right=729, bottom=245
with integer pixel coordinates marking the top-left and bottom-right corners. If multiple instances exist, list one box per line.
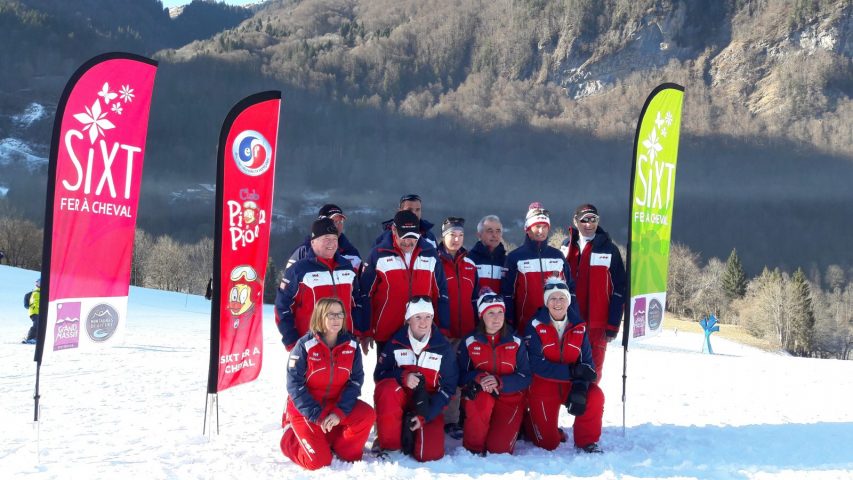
left=232, top=130, right=272, bottom=176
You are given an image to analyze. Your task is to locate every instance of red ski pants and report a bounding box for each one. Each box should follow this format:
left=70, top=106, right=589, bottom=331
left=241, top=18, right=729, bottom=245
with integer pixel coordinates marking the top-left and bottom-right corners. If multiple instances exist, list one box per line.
left=462, top=390, right=525, bottom=454
left=280, top=400, right=375, bottom=470
left=374, top=378, right=445, bottom=462
left=588, top=327, right=608, bottom=383
left=524, top=377, right=604, bottom=451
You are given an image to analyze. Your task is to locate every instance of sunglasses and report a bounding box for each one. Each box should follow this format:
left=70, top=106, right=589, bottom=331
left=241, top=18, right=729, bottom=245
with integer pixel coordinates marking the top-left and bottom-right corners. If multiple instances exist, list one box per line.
left=530, top=208, right=550, bottom=217
left=543, top=281, right=569, bottom=292
left=409, top=295, right=432, bottom=303
left=578, top=215, right=599, bottom=224
left=400, top=194, right=422, bottom=203
left=443, top=216, right=465, bottom=227
left=478, top=294, right=503, bottom=306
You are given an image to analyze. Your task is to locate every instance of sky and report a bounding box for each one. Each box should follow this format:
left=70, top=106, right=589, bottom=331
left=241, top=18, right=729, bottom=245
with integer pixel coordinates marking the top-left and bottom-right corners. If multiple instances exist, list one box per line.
left=159, top=0, right=261, bottom=9
left=1, top=263, right=852, bottom=479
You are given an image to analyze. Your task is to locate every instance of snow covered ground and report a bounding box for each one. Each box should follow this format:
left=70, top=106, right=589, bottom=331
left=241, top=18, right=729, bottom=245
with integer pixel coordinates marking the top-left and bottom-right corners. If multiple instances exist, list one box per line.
left=0, top=264, right=851, bottom=479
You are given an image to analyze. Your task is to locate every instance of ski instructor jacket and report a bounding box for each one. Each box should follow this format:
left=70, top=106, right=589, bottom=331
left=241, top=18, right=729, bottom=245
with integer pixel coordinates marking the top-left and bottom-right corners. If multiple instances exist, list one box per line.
left=359, top=235, right=450, bottom=342
left=560, top=226, right=626, bottom=335
left=275, top=250, right=360, bottom=350
left=467, top=241, right=507, bottom=295
left=501, top=236, right=578, bottom=334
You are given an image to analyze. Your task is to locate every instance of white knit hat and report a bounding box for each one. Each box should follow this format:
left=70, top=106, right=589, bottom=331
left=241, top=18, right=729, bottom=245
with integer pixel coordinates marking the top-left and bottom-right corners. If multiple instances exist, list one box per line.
left=543, top=276, right=571, bottom=305
left=476, top=288, right=505, bottom=317
left=405, top=296, right=434, bottom=320
left=524, top=202, right=550, bottom=230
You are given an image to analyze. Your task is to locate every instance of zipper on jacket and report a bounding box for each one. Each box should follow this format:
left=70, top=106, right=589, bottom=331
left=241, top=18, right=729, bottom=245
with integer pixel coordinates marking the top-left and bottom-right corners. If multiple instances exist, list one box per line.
left=320, top=343, right=337, bottom=411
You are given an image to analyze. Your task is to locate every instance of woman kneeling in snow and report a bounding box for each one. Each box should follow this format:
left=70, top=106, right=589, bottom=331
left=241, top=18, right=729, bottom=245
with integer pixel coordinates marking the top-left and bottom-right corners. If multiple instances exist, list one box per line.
left=524, top=277, right=605, bottom=453
left=373, top=296, right=458, bottom=462
left=457, top=288, right=531, bottom=455
left=281, top=297, right=375, bottom=470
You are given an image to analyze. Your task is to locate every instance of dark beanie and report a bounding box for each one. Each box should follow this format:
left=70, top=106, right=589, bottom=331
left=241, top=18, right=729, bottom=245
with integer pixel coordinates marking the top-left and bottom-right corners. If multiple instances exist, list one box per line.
left=311, top=217, right=338, bottom=239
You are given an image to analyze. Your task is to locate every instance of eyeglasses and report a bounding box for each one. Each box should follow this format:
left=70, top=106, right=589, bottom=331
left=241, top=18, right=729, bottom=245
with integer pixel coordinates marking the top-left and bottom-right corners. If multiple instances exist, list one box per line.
left=325, top=311, right=345, bottom=320
left=400, top=194, right=422, bottom=204
left=578, top=215, right=599, bottom=224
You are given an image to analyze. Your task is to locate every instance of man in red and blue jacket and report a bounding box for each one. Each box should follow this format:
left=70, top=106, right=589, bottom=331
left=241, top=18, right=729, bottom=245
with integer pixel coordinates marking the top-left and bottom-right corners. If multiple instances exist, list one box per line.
left=560, top=204, right=626, bottom=382
left=373, top=298, right=458, bottom=462
left=502, top=202, right=579, bottom=334
left=524, top=278, right=604, bottom=453
left=275, top=218, right=361, bottom=350
left=360, top=210, right=450, bottom=348
left=467, top=215, right=507, bottom=294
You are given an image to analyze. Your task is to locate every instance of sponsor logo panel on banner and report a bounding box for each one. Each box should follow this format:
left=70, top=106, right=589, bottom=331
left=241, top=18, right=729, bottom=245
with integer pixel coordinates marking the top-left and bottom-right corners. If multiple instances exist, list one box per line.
left=43, top=297, right=128, bottom=356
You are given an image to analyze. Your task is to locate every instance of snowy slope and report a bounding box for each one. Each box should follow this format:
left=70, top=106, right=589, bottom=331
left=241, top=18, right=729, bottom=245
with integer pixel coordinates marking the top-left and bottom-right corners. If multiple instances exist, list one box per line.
left=0, top=265, right=851, bottom=479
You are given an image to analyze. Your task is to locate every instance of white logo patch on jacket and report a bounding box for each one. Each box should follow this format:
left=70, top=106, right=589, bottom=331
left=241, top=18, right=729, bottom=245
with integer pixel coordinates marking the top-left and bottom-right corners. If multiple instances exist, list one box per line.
left=590, top=253, right=612, bottom=268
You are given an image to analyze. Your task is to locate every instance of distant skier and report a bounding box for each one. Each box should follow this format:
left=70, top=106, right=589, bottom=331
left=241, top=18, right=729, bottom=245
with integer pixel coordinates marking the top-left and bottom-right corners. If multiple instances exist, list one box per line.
left=23, top=278, right=40, bottom=344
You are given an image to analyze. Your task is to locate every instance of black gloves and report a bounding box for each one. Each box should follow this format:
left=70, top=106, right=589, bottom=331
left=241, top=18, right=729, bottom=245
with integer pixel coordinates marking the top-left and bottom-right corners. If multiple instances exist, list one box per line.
left=461, top=380, right=499, bottom=400
left=565, top=382, right=588, bottom=416
left=411, top=373, right=430, bottom=418
left=571, top=363, right=598, bottom=382
left=401, top=412, right=416, bottom=455
left=606, top=330, right=618, bottom=339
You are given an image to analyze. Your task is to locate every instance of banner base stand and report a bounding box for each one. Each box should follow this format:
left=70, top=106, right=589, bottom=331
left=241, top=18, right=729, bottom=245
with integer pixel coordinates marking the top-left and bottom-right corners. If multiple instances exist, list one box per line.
left=203, top=393, right=219, bottom=438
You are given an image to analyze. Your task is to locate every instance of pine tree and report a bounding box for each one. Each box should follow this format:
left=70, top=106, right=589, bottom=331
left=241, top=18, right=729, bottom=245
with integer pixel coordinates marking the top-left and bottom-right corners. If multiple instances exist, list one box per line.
left=789, top=268, right=816, bottom=357
left=722, top=248, right=747, bottom=300
left=263, top=257, right=279, bottom=305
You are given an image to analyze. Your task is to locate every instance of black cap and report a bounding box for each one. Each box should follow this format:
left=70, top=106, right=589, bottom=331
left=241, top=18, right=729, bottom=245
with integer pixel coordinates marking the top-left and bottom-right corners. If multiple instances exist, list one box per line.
left=441, top=217, right=465, bottom=236
left=399, top=193, right=421, bottom=205
left=311, top=217, right=339, bottom=239
left=318, top=203, right=346, bottom=219
left=393, top=210, right=420, bottom=238
left=574, top=203, right=599, bottom=220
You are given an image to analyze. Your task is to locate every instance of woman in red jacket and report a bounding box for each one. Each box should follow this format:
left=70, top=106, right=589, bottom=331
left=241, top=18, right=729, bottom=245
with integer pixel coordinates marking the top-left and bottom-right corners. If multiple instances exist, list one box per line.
left=457, top=289, right=531, bottom=455
left=280, top=297, right=375, bottom=470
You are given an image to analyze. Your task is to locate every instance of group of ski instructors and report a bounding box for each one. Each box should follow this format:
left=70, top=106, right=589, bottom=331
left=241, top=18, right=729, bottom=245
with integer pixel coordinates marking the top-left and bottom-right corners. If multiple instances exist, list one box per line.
left=275, top=194, right=626, bottom=469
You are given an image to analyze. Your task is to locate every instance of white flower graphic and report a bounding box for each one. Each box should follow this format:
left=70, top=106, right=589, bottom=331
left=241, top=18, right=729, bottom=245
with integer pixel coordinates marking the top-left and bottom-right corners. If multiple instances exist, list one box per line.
left=665, top=112, right=673, bottom=126
left=111, top=103, right=123, bottom=115
left=73, top=99, right=115, bottom=143
left=98, top=82, right=118, bottom=104
left=642, top=128, right=663, bottom=162
left=661, top=127, right=668, bottom=138
left=654, top=111, right=665, bottom=129
left=120, top=84, right=135, bottom=103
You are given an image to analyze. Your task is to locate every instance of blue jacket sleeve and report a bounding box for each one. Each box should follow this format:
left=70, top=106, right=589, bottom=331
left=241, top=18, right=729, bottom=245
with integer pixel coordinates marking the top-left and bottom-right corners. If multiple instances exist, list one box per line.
left=358, top=250, right=379, bottom=336
left=336, top=341, right=365, bottom=416
left=284, top=244, right=308, bottom=273
left=286, top=339, right=323, bottom=423
left=456, top=337, right=478, bottom=387
left=373, top=340, right=403, bottom=384
left=274, top=266, right=301, bottom=348
left=607, top=245, right=627, bottom=331
left=525, top=324, right=571, bottom=382
left=432, top=258, right=451, bottom=332
left=425, top=342, right=458, bottom=422
left=501, top=253, right=518, bottom=327
left=499, top=337, right=532, bottom=394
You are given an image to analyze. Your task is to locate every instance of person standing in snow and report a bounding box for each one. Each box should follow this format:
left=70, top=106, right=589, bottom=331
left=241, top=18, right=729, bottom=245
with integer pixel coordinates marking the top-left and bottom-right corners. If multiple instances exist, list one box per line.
left=23, top=278, right=40, bottom=344
left=275, top=217, right=361, bottom=351
left=467, top=215, right=507, bottom=294
left=374, top=194, right=438, bottom=249
left=283, top=203, right=362, bottom=274
left=524, top=277, right=604, bottom=453
left=372, top=297, right=458, bottom=462
left=502, top=202, right=579, bottom=335
left=436, top=216, right=478, bottom=439
left=280, top=297, right=375, bottom=470
left=560, top=204, right=626, bottom=382
left=359, top=210, right=449, bottom=355
left=457, top=289, right=530, bottom=455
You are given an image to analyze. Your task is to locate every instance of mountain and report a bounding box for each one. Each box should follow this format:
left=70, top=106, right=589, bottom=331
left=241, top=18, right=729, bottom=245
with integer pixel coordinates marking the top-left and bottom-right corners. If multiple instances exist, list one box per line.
left=1, top=264, right=852, bottom=478
left=0, top=0, right=851, bottom=275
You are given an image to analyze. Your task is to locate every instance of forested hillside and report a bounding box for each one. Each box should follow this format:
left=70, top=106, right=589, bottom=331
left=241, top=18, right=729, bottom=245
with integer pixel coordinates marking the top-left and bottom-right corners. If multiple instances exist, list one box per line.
left=0, top=0, right=851, bottom=276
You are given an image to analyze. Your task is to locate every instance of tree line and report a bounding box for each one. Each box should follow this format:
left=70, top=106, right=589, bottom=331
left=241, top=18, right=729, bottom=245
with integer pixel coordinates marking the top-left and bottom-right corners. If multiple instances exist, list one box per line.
left=2, top=208, right=849, bottom=360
